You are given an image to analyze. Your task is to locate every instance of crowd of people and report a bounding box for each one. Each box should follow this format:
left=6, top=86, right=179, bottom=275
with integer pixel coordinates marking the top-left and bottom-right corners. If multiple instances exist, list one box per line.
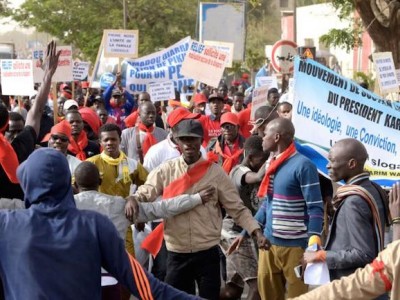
left=1, top=41, right=400, bottom=300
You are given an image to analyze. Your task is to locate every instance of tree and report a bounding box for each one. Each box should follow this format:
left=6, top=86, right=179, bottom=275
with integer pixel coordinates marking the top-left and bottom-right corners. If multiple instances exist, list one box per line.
left=320, top=0, right=400, bottom=68
left=9, top=0, right=197, bottom=63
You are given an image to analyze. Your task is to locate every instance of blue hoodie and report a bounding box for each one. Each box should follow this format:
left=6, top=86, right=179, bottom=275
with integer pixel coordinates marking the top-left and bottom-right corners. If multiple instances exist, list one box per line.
left=0, top=148, right=197, bottom=300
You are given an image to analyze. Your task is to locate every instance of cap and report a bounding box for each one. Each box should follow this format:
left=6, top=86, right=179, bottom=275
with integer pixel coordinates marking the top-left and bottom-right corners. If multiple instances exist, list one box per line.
left=220, top=112, right=238, bottom=126
left=208, top=92, right=224, bottom=102
left=81, top=81, right=89, bottom=88
left=63, top=99, right=79, bottom=111
left=174, top=119, right=204, bottom=138
left=167, top=107, right=200, bottom=128
left=42, top=120, right=72, bottom=142
left=193, top=93, right=207, bottom=105
left=112, top=89, right=122, bottom=97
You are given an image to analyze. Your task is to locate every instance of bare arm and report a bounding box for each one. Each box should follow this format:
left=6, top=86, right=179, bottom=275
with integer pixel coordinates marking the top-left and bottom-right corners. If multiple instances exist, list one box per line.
left=25, top=41, right=61, bottom=136
left=389, top=182, right=400, bottom=241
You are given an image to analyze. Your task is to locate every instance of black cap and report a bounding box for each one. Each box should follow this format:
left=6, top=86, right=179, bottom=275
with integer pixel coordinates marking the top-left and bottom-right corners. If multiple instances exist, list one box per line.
left=208, top=92, right=224, bottom=102
left=174, top=119, right=204, bottom=138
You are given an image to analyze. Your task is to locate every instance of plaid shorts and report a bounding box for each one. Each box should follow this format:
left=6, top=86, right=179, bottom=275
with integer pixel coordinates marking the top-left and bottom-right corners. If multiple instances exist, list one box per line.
left=221, top=219, right=258, bottom=288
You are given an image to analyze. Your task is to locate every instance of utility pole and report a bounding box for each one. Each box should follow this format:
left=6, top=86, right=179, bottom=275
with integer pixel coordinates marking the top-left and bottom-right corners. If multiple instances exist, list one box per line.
left=123, top=0, right=127, bottom=29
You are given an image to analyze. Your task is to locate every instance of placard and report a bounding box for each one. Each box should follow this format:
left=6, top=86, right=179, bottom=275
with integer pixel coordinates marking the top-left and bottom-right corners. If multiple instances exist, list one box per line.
left=72, top=61, right=90, bottom=81
left=203, top=40, right=234, bottom=68
left=250, top=85, right=269, bottom=120
left=103, top=29, right=139, bottom=58
left=372, top=52, right=399, bottom=93
left=148, top=81, right=175, bottom=103
left=0, top=59, right=34, bottom=96
left=181, top=40, right=227, bottom=88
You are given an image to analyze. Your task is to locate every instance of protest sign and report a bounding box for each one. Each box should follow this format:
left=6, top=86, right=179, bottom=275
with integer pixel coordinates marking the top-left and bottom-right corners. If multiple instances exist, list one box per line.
left=396, top=69, right=400, bottom=86
left=72, top=61, right=90, bottom=81
left=125, top=36, right=194, bottom=93
left=372, top=52, right=399, bottom=93
left=0, top=59, right=34, bottom=95
left=91, top=38, right=119, bottom=89
left=148, top=81, right=175, bottom=103
left=103, top=29, right=139, bottom=58
left=181, top=40, right=227, bottom=88
left=32, top=46, right=73, bottom=83
left=292, top=57, right=400, bottom=187
left=203, top=40, right=234, bottom=68
left=250, top=85, right=269, bottom=120
left=255, top=76, right=278, bottom=89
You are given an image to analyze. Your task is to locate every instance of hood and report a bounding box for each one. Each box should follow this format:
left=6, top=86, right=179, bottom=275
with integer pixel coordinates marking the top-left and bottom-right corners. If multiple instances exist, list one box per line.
left=17, top=148, right=75, bottom=209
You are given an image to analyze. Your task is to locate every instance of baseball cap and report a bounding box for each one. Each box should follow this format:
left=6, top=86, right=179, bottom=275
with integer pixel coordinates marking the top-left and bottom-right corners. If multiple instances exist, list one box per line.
left=193, top=93, right=207, bottom=105
left=167, top=107, right=200, bottom=128
left=174, top=119, right=204, bottom=138
left=63, top=99, right=79, bottom=111
left=220, top=112, right=238, bottom=126
left=208, top=92, right=224, bottom=102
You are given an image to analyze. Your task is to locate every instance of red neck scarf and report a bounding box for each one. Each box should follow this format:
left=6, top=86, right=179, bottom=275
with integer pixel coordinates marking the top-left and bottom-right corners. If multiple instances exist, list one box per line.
left=216, top=139, right=243, bottom=174
left=257, top=142, right=296, bottom=197
left=138, top=123, right=157, bottom=156
left=68, top=131, right=89, bottom=160
left=141, top=159, right=212, bottom=257
left=0, top=119, right=19, bottom=183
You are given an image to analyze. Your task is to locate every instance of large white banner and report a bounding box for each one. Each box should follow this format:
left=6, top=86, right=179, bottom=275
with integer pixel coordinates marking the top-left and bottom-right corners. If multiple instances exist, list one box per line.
left=293, top=57, right=400, bottom=187
left=125, top=37, right=194, bottom=93
left=0, top=59, right=34, bottom=96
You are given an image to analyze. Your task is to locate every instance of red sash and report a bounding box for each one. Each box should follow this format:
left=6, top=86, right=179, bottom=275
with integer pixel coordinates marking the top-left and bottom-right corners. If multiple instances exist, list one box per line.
left=138, top=123, right=157, bottom=156
left=257, top=142, right=296, bottom=197
left=141, top=159, right=212, bottom=257
left=68, top=131, right=88, bottom=160
left=215, top=140, right=243, bottom=174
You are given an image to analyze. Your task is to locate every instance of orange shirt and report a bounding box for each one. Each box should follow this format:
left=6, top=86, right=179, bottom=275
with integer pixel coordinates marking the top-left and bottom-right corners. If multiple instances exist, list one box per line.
left=237, top=105, right=252, bottom=139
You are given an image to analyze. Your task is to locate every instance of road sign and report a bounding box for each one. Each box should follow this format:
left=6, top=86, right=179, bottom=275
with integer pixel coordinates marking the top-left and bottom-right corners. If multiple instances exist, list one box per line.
left=270, top=40, right=297, bottom=74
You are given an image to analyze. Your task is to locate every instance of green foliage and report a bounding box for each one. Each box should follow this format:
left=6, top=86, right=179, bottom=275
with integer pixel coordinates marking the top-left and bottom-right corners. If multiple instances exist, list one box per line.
left=11, top=0, right=197, bottom=63
left=296, top=0, right=330, bottom=7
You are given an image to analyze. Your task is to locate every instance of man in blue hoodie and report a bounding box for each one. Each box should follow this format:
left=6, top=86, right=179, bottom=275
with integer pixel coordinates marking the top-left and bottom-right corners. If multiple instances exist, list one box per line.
left=0, top=147, right=197, bottom=300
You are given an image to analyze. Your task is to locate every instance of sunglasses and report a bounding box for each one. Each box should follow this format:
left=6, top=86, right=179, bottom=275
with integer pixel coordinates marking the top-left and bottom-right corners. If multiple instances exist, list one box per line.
left=51, top=134, right=69, bottom=142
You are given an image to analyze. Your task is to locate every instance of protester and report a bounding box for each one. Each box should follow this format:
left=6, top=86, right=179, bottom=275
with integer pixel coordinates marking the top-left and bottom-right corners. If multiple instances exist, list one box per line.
left=250, top=106, right=279, bottom=137
left=192, top=93, right=207, bottom=115
left=97, top=107, right=115, bottom=125
left=237, top=103, right=252, bottom=139
left=63, top=99, right=79, bottom=115
left=207, top=112, right=245, bottom=174
left=277, top=101, right=293, bottom=120
left=0, top=40, right=60, bottom=200
left=65, top=110, right=100, bottom=159
left=255, top=118, right=324, bottom=299
left=303, top=139, right=389, bottom=292
left=120, top=102, right=167, bottom=163
left=220, top=135, right=268, bottom=300
left=5, top=112, right=25, bottom=143
left=142, top=107, right=205, bottom=281
left=125, top=119, right=268, bottom=300
left=231, top=92, right=245, bottom=114
left=0, top=147, right=198, bottom=300
left=103, top=72, right=135, bottom=129
left=200, top=92, right=224, bottom=146
left=267, top=88, right=280, bottom=108
left=79, top=107, right=102, bottom=140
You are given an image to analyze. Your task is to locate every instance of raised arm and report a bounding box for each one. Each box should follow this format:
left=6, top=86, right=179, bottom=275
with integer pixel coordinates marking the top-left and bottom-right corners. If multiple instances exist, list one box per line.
left=25, top=41, right=61, bottom=136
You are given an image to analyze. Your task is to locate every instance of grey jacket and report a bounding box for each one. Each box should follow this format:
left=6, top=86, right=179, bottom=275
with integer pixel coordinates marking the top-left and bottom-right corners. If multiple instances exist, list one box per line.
left=325, top=173, right=387, bottom=282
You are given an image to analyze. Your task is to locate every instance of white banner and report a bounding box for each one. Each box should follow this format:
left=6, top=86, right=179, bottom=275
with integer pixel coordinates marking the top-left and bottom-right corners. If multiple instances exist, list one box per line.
left=255, top=76, right=278, bottom=89
left=125, top=37, right=194, bottom=93
left=372, top=52, right=399, bottom=93
left=103, top=29, right=139, bottom=58
left=148, top=81, right=175, bottom=103
left=181, top=40, right=227, bottom=88
left=32, top=46, right=73, bottom=83
left=203, top=40, right=234, bottom=68
left=250, top=86, right=269, bottom=120
left=293, top=57, right=400, bottom=187
left=72, top=61, right=90, bottom=81
left=0, top=59, right=34, bottom=96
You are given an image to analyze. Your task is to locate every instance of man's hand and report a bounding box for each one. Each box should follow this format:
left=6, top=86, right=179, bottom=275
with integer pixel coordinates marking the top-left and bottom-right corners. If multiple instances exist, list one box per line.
left=198, top=186, right=216, bottom=204
left=253, top=228, right=271, bottom=250
left=125, top=196, right=139, bottom=222
left=303, top=251, right=318, bottom=264
left=43, top=40, right=61, bottom=79
left=389, top=182, right=400, bottom=219
left=227, top=235, right=244, bottom=255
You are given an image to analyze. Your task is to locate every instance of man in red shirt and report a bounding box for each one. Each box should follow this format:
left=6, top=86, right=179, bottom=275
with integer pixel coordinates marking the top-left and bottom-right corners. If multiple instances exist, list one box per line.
left=200, top=92, right=224, bottom=146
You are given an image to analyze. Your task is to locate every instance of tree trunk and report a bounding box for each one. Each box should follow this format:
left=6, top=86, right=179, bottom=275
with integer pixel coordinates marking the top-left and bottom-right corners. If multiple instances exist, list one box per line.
left=354, top=0, right=400, bottom=68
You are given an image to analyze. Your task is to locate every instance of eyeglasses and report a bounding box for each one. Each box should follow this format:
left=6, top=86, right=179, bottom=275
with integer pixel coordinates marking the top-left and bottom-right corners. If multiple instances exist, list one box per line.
left=51, top=134, right=69, bottom=142
left=222, top=123, right=236, bottom=131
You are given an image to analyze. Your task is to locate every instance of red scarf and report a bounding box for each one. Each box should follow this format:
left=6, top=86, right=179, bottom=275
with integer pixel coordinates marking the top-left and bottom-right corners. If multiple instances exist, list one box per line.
left=141, top=159, right=212, bottom=257
left=68, top=131, right=88, bottom=160
left=215, top=139, right=243, bottom=174
left=0, top=120, right=19, bottom=183
left=257, top=142, right=296, bottom=197
left=138, top=123, right=157, bottom=156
